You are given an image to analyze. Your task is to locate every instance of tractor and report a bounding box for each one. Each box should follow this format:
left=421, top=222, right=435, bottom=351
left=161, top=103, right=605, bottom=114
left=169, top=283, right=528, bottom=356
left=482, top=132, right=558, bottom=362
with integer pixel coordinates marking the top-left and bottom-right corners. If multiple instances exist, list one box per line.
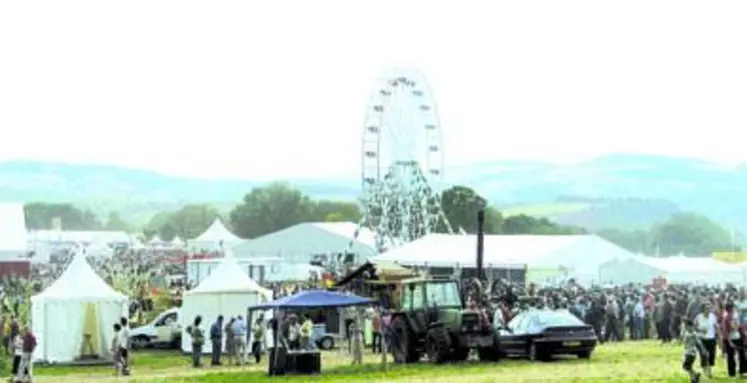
left=387, top=277, right=501, bottom=364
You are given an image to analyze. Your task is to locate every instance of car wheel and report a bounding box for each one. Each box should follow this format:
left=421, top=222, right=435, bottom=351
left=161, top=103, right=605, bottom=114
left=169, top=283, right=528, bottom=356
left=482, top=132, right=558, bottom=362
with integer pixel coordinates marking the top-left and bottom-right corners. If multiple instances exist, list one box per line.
left=131, top=336, right=150, bottom=350
left=528, top=342, right=538, bottom=361
left=319, top=336, right=334, bottom=350
left=577, top=350, right=591, bottom=359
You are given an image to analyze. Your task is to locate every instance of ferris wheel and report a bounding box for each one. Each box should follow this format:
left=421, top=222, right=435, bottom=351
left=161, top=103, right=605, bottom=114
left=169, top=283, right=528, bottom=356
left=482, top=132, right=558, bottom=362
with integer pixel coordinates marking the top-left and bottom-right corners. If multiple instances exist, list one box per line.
left=355, top=68, right=454, bottom=253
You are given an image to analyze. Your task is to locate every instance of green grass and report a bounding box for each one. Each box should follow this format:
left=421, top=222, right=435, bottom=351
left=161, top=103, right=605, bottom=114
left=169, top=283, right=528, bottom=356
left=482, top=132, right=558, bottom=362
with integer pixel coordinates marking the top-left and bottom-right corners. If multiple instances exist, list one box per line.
left=32, top=341, right=737, bottom=382
left=34, top=350, right=188, bottom=376
left=502, top=203, right=590, bottom=218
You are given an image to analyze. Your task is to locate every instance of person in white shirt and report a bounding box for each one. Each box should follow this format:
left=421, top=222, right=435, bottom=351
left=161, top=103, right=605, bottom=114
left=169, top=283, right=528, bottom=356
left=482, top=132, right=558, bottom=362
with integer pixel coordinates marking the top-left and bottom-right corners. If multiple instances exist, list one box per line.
left=633, top=298, right=647, bottom=340
left=118, top=317, right=131, bottom=376
left=694, top=302, right=719, bottom=378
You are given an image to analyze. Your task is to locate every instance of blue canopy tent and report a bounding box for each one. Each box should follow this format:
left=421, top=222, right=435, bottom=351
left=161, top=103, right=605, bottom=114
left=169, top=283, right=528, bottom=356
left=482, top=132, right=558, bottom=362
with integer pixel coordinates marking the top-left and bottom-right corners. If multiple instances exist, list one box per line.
left=249, top=290, right=374, bottom=376
left=250, top=290, right=374, bottom=310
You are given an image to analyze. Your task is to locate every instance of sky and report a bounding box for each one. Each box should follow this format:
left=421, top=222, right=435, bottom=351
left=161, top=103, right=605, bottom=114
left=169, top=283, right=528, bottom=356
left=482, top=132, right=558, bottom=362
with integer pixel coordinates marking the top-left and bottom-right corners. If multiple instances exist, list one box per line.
left=1, top=1, right=746, bottom=181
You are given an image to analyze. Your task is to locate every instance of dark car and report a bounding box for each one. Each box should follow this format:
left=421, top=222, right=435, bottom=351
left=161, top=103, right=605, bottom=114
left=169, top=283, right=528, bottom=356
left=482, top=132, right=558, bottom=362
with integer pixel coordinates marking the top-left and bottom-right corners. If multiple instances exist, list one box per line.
left=497, top=309, right=597, bottom=361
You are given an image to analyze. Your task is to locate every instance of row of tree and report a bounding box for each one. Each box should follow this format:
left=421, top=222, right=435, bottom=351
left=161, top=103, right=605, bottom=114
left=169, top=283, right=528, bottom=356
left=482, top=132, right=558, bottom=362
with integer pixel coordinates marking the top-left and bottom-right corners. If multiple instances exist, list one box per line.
left=21, top=183, right=734, bottom=256
left=597, top=212, right=733, bottom=256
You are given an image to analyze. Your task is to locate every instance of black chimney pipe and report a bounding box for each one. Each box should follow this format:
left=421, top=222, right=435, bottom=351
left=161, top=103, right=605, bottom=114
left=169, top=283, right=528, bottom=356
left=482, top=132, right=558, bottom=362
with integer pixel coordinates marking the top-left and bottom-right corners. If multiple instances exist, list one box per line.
left=476, top=209, right=485, bottom=281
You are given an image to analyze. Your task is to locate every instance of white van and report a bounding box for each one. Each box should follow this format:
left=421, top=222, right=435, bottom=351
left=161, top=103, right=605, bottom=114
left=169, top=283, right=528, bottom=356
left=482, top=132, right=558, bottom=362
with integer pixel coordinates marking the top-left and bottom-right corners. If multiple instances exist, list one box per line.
left=130, top=308, right=182, bottom=349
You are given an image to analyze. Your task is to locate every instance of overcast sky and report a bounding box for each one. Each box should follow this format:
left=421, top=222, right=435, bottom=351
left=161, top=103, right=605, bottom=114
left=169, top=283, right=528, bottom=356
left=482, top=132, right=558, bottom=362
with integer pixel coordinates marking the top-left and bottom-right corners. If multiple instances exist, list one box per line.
left=1, top=1, right=746, bottom=181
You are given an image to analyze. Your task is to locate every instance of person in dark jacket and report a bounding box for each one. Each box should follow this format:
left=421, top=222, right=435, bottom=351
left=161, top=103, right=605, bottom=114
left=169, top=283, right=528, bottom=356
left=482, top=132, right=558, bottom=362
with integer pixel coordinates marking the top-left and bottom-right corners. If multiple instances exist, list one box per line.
left=210, top=316, right=224, bottom=366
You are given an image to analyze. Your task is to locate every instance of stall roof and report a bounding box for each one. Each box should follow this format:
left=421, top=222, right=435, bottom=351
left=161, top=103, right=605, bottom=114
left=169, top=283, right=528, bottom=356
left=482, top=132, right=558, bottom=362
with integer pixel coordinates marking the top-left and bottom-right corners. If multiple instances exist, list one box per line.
left=250, top=290, right=373, bottom=309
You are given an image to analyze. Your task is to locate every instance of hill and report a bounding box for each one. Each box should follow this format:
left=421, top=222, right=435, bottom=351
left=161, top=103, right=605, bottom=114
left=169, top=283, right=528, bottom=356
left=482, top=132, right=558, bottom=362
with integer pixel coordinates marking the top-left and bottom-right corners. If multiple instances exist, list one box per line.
left=0, top=161, right=357, bottom=224
left=2, top=154, right=747, bottom=228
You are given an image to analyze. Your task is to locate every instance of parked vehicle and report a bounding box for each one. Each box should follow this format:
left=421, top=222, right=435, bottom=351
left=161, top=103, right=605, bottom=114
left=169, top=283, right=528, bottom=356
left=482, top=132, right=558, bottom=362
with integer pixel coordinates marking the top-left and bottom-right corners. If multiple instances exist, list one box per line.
left=497, top=309, right=597, bottom=361
left=387, top=277, right=501, bottom=364
left=130, top=308, right=182, bottom=349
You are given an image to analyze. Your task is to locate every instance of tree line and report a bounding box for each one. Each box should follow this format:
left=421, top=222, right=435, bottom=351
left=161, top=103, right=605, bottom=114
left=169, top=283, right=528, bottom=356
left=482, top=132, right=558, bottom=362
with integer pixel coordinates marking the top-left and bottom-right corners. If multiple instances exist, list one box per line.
left=22, top=183, right=734, bottom=256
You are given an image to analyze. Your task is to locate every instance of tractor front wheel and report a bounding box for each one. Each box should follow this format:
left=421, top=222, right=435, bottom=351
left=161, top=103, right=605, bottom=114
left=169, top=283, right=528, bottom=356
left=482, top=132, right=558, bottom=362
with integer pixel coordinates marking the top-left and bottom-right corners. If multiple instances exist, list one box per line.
left=426, top=327, right=451, bottom=364
left=390, top=316, right=419, bottom=364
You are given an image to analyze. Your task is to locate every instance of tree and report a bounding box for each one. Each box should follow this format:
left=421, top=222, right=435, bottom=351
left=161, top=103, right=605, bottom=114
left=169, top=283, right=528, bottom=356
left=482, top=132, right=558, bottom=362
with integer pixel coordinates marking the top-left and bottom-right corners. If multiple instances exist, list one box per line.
left=440, top=186, right=501, bottom=233
left=145, top=204, right=220, bottom=240
left=649, top=212, right=731, bottom=256
left=597, top=228, right=651, bottom=254
left=24, top=203, right=102, bottom=230
left=501, top=214, right=583, bottom=235
left=312, top=200, right=360, bottom=222
left=229, top=182, right=315, bottom=238
left=103, top=211, right=131, bottom=231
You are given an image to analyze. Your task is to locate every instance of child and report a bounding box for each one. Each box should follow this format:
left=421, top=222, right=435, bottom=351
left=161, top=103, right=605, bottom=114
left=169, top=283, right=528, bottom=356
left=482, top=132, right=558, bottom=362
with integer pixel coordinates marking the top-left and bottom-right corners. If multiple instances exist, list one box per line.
left=682, top=318, right=706, bottom=383
left=11, top=330, right=23, bottom=380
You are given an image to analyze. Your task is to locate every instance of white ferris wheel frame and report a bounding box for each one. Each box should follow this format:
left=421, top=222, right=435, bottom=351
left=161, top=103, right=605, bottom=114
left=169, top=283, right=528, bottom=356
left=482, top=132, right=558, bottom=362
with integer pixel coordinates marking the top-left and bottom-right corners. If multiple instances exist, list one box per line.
left=360, top=69, right=446, bottom=192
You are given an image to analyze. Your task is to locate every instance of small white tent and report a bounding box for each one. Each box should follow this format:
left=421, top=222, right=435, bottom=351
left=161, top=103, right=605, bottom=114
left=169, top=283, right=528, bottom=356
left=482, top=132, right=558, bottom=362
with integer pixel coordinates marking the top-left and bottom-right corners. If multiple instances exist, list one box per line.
left=180, top=250, right=272, bottom=354
left=189, top=219, right=243, bottom=251
left=171, top=236, right=185, bottom=248
left=31, top=250, right=128, bottom=363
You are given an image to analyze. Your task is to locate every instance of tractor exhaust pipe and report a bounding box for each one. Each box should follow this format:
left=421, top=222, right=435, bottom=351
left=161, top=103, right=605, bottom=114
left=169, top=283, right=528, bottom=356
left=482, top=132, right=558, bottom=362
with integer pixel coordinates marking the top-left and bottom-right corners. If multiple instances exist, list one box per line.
left=476, top=209, right=485, bottom=281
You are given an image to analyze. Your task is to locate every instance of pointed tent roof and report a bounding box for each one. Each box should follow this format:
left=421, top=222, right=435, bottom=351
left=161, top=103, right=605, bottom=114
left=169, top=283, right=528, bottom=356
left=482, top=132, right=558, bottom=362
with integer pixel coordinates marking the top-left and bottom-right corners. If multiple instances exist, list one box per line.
left=32, top=249, right=127, bottom=301
left=185, top=249, right=271, bottom=299
left=171, top=236, right=184, bottom=247
left=193, top=219, right=242, bottom=243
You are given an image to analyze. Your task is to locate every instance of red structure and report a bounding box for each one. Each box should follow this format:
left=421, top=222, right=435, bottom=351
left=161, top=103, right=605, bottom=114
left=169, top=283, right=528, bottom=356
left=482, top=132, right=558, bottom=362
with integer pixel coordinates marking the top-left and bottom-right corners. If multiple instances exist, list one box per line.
left=0, top=261, right=31, bottom=278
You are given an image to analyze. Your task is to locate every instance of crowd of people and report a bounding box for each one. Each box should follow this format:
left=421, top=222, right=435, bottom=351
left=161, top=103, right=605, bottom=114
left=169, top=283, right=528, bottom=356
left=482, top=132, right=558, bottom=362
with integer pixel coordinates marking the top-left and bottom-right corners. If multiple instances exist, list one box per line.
left=491, top=280, right=747, bottom=381
left=16, top=243, right=747, bottom=382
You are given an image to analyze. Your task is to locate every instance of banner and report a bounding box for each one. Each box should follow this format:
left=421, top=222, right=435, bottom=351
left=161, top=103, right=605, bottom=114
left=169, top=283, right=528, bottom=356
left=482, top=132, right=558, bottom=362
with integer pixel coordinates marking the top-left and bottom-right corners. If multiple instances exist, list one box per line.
left=712, top=252, right=747, bottom=263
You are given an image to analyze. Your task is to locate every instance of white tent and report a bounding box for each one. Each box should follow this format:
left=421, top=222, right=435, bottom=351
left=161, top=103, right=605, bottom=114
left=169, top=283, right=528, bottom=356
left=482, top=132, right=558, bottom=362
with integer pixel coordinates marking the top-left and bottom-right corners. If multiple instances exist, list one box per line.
left=180, top=249, right=272, bottom=354
left=0, top=202, right=28, bottom=260
left=374, top=234, right=635, bottom=285
left=171, top=236, right=185, bottom=248
left=31, top=250, right=128, bottom=363
left=149, top=235, right=165, bottom=246
left=373, top=234, right=526, bottom=268
left=189, top=219, right=243, bottom=251
left=638, top=256, right=744, bottom=285
left=598, top=258, right=665, bottom=285
left=232, top=222, right=378, bottom=263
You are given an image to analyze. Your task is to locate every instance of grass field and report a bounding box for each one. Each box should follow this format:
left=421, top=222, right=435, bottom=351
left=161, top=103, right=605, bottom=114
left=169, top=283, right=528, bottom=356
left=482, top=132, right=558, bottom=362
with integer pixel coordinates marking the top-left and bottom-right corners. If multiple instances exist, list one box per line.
left=501, top=203, right=590, bottom=218
left=30, top=341, right=737, bottom=382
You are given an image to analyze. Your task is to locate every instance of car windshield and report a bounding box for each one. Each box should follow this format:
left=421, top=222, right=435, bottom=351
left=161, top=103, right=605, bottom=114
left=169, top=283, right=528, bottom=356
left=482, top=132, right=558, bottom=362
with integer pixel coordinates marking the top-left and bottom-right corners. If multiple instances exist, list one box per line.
left=426, top=281, right=462, bottom=307
left=533, top=310, right=584, bottom=327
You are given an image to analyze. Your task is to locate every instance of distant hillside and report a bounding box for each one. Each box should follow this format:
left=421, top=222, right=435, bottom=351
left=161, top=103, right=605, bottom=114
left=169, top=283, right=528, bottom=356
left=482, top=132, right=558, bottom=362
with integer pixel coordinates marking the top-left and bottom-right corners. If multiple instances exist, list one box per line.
left=502, top=198, right=681, bottom=231
left=2, top=154, right=747, bottom=229
left=0, top=161, right=357, bottom=224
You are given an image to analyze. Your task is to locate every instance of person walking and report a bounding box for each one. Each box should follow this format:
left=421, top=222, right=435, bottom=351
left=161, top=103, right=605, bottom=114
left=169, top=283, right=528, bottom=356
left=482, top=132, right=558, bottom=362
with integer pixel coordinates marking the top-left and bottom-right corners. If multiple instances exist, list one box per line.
left=18, top=325, right=36, bottom=383
left=224, top=317, right=236, bottom=366
left=722, top=302, right=742, bottom=378
left=694, top=301, right=718, bottom=378
left=209, top=316, right=224, bottom=366
left=10, top=328, right=23, bottom=381
left=111, top=324, right=122, bottom=375
left=186, top=316, right=205, bottom=368
left=371, top=308, right=382, bottom=354
left=633, top=296, right=646, bottom=340
left=231, top=315, right=247, bottom=365
left=251, top=316, right=265, bottom=364
left=119, top=317, right=131, bottom=375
